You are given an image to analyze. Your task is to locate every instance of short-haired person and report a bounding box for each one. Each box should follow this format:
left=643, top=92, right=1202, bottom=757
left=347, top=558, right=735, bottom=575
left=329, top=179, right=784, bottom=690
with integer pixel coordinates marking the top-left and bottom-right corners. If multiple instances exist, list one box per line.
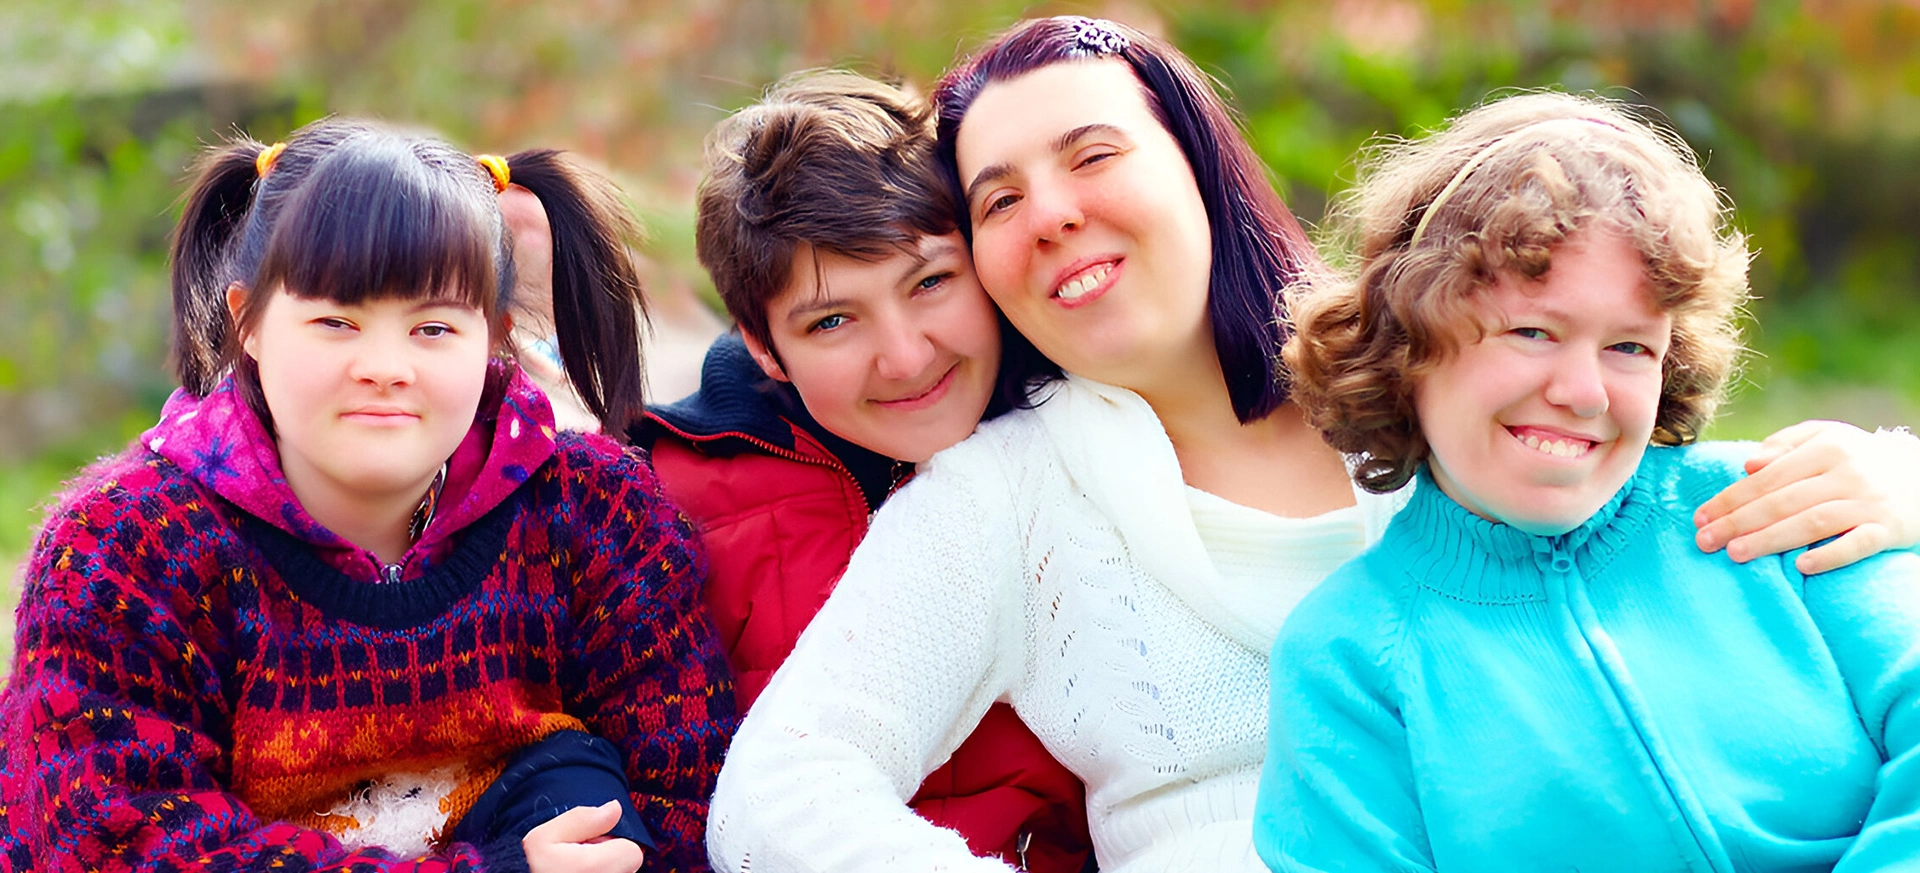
left=628, top=71, right=1092, bottom=873
left=707, top=17, right=1920, bottom=873
left=1259, top=91, right=1920, bottom=871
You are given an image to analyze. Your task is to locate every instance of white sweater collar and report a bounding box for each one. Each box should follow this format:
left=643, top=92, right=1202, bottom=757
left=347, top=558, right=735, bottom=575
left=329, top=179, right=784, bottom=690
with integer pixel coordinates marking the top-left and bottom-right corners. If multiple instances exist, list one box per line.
left=1032, top=375, right=1403, bottom=653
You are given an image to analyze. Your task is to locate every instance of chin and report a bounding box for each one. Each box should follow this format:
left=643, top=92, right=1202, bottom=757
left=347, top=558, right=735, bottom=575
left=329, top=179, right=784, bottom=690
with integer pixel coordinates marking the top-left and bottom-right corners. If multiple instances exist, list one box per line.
left=1491, top=492, right=1609, bottom=537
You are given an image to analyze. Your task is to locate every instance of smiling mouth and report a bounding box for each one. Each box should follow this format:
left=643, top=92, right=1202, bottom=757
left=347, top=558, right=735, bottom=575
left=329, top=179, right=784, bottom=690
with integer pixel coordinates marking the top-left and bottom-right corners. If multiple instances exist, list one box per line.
left=1508, top=426, right=1597, bottom=459
left=875, top=364, right=958, bottom=409
left=1053, top=261, right=1116, bottom=301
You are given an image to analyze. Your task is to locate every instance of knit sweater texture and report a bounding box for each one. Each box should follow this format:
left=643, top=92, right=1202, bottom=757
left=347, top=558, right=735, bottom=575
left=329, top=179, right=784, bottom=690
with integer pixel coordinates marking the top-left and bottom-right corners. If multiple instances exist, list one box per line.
left=707, top=376, right=1405, bottom=873
left=1254, top=442, right=1920, bottom=872
left=0, top=370, right=738, bottom=872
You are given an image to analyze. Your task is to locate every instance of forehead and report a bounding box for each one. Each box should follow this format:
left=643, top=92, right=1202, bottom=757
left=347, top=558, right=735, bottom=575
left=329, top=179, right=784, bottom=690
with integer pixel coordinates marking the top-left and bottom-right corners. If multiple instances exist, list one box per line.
left=1481, top=231, right=1664, bottom=324
left=268, top=286, right=483, bottom=315
left=954, top=59, right=1156, bottom=174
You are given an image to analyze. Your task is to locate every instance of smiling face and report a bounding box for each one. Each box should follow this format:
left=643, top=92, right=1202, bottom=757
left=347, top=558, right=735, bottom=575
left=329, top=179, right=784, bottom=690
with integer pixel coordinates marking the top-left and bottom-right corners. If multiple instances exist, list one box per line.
left=745, top=232, right=1001, bottom=463
left=954, top=59, right=1214, bottom=390
left=242, top=288, right=492, bottom=513
left=1413, top=229, right=1672, bottom=534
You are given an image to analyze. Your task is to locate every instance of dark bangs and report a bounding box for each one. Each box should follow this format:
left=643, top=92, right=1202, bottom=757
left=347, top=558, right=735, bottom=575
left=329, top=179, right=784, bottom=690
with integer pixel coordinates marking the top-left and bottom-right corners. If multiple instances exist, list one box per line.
left=253, top=135, right=508, bottom=322
left=934, top=16, right=1318, bottom=423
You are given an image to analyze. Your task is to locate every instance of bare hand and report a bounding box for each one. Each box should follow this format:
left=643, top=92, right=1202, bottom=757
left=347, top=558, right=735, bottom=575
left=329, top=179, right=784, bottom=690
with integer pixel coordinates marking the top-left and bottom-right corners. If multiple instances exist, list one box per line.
left=524, top=800, right=646, bottom=873
left=1693, top=420, right=1920, bottom=574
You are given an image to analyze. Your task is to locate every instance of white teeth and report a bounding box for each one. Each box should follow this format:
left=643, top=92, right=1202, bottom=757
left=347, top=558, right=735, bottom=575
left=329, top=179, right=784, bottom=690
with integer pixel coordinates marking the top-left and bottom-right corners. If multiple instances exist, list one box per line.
left=1057, top=264, right=1112, bottom=300
left=1519, top=433, right=1590, bottom=458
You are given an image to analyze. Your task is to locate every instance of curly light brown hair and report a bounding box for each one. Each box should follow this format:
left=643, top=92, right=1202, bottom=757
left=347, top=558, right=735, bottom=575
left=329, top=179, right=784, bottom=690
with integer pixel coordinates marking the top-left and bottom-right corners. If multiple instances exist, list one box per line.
left=1284, top=91, right=1752, bottom=493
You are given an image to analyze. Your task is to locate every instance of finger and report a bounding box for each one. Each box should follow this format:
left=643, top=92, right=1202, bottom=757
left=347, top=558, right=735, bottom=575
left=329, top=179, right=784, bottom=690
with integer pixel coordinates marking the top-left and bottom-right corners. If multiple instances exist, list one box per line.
left=1721, top=497, right=1873, bottom=564
left=573, top=837, right=646, bottom=873
left=1697, top=475, right=1852, bottom=557
left=1693, top=443, right=1847, bottom=536
left=1745, top=420, right=1835, bottom=472
left=1794, top=523, right=1893, bottom=576
left=525, top=800, right=624, bottom=846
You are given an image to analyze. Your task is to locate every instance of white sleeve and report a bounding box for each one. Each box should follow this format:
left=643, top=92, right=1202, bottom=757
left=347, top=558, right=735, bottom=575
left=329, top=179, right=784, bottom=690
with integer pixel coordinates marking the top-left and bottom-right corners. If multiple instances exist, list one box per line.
left=706, top=441, right=1029, bottom=873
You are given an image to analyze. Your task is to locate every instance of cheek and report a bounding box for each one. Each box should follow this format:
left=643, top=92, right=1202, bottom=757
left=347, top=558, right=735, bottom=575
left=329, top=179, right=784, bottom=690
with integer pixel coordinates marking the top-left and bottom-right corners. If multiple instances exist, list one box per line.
left=970, top=231, right=1027, bottom=304
left=257, top=346, right=338, bottom=416
left=1617, top=370, right=1667, bottom=434
left=781, top=347, right=867, bottom=429
left=939, top=288, right=1005, bottom=362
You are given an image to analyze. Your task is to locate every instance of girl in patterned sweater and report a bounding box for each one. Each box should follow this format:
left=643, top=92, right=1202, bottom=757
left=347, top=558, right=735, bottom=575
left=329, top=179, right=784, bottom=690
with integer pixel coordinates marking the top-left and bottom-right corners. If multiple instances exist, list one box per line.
left=0, top=118, right=736, bottom=872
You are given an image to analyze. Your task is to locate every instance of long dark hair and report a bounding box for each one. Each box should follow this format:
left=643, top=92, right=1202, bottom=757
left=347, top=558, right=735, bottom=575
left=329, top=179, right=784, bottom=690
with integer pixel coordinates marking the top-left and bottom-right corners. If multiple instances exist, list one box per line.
left=933, top=16, right=1317, bottom=423
left=168, top=117, right=648, bottom=435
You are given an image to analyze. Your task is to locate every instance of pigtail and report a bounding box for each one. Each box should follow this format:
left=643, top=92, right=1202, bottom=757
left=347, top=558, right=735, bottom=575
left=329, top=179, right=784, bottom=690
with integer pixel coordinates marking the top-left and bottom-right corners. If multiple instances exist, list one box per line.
left=502, top=149, right=648, bottom=436
left=169, top=137, right=270, bottom=396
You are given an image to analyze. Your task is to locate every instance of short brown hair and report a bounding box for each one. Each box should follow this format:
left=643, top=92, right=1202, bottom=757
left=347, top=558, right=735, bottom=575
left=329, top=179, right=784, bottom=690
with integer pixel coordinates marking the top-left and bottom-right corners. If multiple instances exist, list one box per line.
left=695, top=70, right=959, bottom=348
left=1285, top=91, right=1752, bottom=493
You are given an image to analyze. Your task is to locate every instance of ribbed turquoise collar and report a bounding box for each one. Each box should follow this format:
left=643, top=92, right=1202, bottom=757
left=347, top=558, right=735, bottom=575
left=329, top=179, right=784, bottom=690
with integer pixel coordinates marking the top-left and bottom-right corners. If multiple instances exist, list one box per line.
left=1381, top=457, right=1658, bottom=604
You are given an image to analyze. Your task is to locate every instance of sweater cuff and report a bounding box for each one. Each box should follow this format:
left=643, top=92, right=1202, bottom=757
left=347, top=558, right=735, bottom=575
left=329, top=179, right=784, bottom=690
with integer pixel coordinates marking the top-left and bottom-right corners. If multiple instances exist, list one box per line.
left=451, top=729, right=656, bottom=854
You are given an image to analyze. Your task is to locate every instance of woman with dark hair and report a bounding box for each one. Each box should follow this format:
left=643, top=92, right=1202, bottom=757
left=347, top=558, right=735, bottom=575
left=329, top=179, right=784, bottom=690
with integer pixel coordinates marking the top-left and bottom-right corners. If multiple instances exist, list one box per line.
left=707, top=16, right=1920, bottom=873
left=0, top=117, right=737, bottom=872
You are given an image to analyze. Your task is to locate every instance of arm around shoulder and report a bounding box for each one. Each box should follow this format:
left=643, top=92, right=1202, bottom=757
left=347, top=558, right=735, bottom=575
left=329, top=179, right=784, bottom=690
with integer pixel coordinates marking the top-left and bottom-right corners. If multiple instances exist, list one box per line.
left=706, top=436, right=1031, bottom=873
left=1255, top=559, right=1436, bottom=873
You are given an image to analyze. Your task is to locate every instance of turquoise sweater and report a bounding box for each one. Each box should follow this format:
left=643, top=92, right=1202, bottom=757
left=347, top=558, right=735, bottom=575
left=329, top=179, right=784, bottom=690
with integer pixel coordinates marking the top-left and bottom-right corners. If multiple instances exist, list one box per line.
left=1254, top=443, right=1920, bottom=872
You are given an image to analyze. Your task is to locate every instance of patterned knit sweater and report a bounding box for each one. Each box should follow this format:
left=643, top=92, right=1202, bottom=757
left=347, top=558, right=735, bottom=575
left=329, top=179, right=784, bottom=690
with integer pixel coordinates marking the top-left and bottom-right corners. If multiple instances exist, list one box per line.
left=0, top=371, right=737, bottom=872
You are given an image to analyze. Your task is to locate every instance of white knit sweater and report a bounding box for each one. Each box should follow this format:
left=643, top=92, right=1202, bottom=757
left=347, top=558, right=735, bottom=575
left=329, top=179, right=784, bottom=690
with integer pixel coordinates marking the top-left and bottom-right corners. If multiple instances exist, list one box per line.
left=706, top=377, right=1407, bottom=872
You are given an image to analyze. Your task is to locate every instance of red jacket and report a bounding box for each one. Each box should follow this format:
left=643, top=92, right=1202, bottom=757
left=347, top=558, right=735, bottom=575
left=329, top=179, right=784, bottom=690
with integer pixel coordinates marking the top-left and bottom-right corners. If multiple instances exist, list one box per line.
left=636, top=334, right=1092, bottom=873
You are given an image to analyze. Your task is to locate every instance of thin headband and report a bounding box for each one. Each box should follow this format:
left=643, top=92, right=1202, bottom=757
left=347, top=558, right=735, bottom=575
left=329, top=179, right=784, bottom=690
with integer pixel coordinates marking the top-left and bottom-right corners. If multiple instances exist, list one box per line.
left=1407, top=116, right=1625, bottom=248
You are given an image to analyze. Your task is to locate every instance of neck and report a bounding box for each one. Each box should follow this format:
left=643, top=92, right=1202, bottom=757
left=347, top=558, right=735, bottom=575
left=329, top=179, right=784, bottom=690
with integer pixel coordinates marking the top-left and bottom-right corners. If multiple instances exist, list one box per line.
left=280, top=460, right=431, bottom=567
left=1127, top=345, right=1356, bottom=518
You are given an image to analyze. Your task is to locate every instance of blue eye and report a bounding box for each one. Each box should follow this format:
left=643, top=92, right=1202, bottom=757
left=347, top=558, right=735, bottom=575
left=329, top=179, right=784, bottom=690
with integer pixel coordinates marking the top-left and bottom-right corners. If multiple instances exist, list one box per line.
left=1608, top=341, right=1653, bottom=356
left=915, top=272, right=953, bottom=292
left=810, top=314, right=849, bottom=333
left=1511, top=327, right=1551, bottom=341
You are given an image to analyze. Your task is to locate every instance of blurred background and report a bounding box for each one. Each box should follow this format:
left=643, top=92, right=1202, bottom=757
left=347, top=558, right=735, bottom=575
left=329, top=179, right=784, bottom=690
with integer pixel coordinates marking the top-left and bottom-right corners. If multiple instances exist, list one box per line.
left=4, top=0, right=1919, bottom=635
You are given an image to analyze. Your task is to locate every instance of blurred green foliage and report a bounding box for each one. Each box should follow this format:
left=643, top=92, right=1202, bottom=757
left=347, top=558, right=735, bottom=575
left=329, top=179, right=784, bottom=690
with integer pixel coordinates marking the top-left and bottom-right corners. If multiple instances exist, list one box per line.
left=4, top=0, right=1919, bottom=587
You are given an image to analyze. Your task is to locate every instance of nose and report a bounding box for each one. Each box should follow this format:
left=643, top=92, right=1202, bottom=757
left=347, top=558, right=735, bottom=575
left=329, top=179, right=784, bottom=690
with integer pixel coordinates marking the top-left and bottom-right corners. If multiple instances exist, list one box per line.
left=347, top=331, right=415, bottom=389
left=872, top=314, right=937, bottom=383
left=1024, top=177, right=1083, bottom=245
left=1544, top=349, right=1608, bottom=418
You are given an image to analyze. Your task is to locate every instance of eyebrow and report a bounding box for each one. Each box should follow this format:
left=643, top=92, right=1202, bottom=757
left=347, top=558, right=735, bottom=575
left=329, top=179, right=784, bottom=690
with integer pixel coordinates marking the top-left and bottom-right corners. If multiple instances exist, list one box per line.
left=904, top=238, right=962, bottom=276
left=1531, top=304, right=1668, bottom=335
left=963, top=123, right=1128, bottom=207
left=784, top=295, right=853, bottom=324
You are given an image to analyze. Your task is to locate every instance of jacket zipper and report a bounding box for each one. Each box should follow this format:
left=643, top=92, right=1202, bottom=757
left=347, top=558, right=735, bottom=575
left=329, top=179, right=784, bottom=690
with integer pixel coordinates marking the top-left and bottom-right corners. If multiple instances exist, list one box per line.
left=648, top=417, right=875, bottom=514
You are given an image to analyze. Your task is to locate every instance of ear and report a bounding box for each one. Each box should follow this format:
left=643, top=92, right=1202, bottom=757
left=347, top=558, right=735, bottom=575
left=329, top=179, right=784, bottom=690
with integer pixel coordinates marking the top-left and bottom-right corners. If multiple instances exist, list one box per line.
left=740, top=330, right=789, bottom=382
left=226, top=282, right=259, bottom=359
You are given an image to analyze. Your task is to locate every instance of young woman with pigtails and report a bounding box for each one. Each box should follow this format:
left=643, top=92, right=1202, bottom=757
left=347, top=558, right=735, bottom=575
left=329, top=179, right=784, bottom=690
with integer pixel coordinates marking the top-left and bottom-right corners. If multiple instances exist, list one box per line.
left=0, top=118, right=735, bottom=873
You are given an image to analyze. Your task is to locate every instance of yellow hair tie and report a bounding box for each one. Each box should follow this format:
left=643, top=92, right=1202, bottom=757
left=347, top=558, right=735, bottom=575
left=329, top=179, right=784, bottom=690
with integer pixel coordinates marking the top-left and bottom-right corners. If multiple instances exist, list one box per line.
left=255, top=142, right=288, bottom=179
left=477, top=154, right=511, bottom=193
